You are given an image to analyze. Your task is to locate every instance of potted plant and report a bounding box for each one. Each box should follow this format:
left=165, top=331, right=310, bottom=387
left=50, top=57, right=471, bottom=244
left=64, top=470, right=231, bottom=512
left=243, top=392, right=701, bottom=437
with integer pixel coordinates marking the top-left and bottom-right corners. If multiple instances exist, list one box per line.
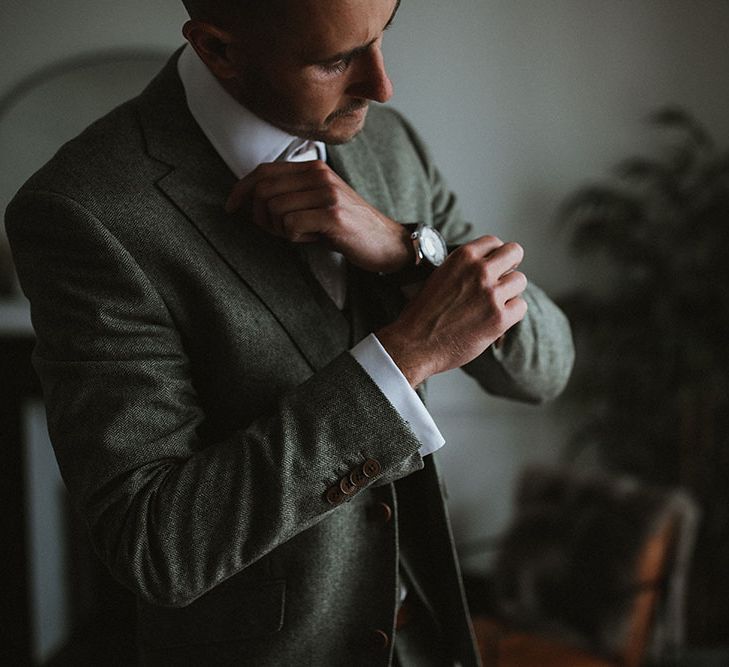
left=558, top=107, right=729, bottom=647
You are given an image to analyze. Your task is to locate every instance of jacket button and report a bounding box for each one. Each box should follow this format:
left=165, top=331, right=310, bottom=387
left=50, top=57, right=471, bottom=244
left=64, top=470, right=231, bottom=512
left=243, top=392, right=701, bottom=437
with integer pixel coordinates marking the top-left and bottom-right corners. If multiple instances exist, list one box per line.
left=371, top=628, right=390, bottom=650
left=369, top=501, right=392, bottom=523
left=362, top=458, right=382, bottom=478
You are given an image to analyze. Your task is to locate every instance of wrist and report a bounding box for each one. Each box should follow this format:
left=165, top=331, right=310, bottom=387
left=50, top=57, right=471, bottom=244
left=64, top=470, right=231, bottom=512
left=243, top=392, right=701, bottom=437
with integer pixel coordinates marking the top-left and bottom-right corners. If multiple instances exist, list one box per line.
left=376, top=323, right=432, bottom=388
left=382, top=221, right=415, bottom=274
left=385, top=223, right=448, bottom=285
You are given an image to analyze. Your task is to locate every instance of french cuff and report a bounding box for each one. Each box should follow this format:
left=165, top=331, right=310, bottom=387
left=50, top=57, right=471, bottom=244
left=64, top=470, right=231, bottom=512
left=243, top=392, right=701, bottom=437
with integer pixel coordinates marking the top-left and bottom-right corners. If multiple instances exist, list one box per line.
left=350, top=333, right=445, bottom=458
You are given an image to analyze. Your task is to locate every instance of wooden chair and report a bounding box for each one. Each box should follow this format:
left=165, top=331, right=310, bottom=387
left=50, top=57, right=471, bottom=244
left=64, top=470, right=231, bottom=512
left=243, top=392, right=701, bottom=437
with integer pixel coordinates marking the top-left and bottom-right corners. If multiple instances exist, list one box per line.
left=468, top=467, right=697, bottom=667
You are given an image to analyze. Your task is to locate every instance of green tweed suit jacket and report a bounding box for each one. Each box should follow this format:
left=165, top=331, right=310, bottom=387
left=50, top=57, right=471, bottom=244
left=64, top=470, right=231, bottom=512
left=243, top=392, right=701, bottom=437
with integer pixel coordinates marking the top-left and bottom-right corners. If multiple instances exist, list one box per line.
left=6, top=54, right=573, bottom=666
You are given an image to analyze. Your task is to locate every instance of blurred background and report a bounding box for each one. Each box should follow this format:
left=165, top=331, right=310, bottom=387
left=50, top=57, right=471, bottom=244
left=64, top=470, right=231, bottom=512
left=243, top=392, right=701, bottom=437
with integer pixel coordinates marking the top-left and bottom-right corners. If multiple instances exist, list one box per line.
left=2, top=1, right=728, bottom=665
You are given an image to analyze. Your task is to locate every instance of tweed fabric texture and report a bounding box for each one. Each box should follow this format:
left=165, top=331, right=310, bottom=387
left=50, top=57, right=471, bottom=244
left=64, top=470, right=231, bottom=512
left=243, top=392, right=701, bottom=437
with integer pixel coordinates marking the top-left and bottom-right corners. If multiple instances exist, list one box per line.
left=6, top=51, right=574, bottom=666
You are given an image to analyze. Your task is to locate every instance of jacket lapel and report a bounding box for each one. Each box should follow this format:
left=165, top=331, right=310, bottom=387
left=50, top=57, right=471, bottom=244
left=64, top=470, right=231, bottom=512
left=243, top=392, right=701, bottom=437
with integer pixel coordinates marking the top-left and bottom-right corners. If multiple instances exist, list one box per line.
left=328, top=132, right=397, bottom=219
left=135, top=54, right=350, bottom=371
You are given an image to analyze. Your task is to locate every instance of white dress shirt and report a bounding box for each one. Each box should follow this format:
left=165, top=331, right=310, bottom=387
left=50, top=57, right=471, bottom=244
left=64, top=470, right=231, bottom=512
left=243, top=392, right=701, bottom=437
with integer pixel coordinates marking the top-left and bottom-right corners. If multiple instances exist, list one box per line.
left=177, top=45, right=444, bottom=457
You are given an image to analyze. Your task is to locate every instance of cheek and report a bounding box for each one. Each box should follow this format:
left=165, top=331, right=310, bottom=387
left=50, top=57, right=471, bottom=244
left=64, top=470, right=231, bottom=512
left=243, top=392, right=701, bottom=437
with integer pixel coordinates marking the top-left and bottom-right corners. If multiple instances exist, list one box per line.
left=292, top=82, right=346, bottom=119
left=269, top=63, right=352, bottom=124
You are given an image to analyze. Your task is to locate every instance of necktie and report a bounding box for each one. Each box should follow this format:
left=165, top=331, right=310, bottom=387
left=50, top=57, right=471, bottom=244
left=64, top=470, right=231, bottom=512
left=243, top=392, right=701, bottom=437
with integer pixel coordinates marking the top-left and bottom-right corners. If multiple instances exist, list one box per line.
left=278, top=139, right=347, bottom=310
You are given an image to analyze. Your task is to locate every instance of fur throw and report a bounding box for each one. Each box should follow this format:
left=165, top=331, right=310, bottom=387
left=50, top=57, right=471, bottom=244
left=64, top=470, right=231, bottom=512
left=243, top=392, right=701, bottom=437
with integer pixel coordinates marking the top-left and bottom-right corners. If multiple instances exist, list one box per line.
left=491, top=465, right=698, bottom=659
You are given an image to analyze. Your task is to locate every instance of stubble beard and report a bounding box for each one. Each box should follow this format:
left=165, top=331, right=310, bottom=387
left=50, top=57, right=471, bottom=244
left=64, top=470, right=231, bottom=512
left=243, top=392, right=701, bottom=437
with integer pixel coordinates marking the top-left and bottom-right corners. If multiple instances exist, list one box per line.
left=233, top=74, right=370, bottom=144
left=259, top=100, right=370, bottom=145
left=315, top=100, right=370, bottom=145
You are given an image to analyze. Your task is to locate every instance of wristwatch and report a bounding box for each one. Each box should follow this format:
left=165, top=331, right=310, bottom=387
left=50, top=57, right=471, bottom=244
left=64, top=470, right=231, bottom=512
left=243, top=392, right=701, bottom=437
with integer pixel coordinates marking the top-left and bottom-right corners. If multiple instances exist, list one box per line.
left=409, top=223, right=448, bottom=269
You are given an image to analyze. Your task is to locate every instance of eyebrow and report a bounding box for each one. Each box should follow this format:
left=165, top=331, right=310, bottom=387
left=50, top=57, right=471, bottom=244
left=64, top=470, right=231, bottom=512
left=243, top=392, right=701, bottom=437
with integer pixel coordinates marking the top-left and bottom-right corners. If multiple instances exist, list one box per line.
left=385, top=0, right=402, bottom=31
left=310, top=0, right=402, bottom=65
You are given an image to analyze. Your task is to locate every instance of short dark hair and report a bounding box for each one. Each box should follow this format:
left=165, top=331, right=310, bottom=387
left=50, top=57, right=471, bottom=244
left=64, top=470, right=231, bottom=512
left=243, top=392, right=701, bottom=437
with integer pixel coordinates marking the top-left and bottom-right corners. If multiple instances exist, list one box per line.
left=181, top=0, right=270, bottom=24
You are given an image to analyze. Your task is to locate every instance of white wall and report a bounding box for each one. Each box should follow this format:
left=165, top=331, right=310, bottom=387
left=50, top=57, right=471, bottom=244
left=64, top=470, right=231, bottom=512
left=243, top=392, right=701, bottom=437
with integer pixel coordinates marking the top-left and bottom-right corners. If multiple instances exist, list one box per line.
left=0, top=0, right=187, bottom=90
left=384, top=0, right=729, bottom=573
left=2, top=0, right=729, bottom=617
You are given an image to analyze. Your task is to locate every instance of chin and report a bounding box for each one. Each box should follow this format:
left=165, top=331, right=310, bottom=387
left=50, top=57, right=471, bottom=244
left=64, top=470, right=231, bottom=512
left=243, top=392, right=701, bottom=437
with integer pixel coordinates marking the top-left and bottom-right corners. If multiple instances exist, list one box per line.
left=320, top=127, right=364, bottom=145
left=266, top=106, right=368, bottom=145
left=318, top=107, right=369, bottom=145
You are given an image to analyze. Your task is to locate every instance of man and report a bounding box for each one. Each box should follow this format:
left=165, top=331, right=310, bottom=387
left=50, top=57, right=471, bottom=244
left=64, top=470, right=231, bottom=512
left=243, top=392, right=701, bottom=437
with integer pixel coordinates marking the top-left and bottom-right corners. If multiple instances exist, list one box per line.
left=6, top=0, right=573, bottom=665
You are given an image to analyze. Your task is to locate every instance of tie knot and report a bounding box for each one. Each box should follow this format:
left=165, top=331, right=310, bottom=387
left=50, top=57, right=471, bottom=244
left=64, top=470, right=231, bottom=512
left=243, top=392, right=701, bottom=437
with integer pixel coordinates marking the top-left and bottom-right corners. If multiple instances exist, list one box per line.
left=278, top=138, right=319, bottom=163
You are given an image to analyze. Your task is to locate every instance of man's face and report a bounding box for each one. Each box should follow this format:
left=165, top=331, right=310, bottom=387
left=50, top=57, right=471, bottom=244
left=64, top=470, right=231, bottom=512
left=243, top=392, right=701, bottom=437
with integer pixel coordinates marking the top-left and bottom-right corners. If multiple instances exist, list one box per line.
left=226, top=0, right=399, bottom=144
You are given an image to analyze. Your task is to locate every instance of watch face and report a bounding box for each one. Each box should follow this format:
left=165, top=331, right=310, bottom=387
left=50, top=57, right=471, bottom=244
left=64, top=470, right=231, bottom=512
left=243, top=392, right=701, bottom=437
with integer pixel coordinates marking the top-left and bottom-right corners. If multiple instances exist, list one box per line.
left=420, top=227, right=448, bottom=266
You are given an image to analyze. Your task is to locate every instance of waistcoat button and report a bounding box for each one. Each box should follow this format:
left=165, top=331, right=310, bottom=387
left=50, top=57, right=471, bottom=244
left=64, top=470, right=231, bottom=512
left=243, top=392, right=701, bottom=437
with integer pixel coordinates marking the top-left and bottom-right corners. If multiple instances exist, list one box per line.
left=371, top=628, right=390, bottom=650
left=376, top=501, right=393, bottom=523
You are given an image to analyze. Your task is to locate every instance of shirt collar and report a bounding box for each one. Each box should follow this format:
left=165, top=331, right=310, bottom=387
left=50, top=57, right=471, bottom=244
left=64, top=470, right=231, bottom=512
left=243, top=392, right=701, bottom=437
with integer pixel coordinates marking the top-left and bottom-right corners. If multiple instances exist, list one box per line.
left=177, top=44, right=326, bottom=179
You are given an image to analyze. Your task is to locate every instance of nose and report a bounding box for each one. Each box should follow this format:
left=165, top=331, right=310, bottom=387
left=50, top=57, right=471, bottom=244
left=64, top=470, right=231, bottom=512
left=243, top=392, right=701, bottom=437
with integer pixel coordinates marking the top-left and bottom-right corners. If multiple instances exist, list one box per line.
left=349, top=45, right=393, bottom=103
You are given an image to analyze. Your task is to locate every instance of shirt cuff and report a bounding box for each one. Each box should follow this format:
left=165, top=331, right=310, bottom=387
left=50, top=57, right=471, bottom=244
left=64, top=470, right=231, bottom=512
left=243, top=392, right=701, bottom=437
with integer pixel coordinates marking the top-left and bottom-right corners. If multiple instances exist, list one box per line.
left=350, top=334, right=445, bottom=458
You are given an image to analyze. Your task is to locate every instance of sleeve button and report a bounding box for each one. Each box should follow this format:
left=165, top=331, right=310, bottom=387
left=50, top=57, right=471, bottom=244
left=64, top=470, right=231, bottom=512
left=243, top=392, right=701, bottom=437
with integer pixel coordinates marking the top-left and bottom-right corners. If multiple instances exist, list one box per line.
left=362, top=458, right=382, bottom=478
left=350, top=468, right=368, bottom=487
left=326, top=486, right=344, bottom=506
left=339, top=476, right=357, bottom=495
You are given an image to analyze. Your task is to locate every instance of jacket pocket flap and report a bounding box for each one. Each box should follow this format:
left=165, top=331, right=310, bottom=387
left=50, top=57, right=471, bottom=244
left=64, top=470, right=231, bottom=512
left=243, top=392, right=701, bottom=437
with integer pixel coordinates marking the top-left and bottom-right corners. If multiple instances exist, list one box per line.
left=138, top=579, right=285, bottom=649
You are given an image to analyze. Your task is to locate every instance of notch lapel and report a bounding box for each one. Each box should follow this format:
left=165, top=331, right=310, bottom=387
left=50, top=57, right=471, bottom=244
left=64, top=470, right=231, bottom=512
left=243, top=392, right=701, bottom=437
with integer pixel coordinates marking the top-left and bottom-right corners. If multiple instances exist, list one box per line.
left=136, top=54, right=350, bottom=372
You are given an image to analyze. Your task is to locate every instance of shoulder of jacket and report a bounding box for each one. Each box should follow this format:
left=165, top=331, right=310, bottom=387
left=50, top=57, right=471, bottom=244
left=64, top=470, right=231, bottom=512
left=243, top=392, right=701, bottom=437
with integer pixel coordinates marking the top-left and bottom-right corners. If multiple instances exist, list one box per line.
left=16, top=96, right=148, bottom=205
left=360, top=105, right=435, bottom=176
left=361, top=105, right=416, bottom=143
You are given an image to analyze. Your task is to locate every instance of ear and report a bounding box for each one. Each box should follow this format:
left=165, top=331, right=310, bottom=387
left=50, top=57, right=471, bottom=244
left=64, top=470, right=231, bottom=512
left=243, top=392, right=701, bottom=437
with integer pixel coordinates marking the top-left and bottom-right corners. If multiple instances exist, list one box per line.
left=182, top=20, right=240, bottom=79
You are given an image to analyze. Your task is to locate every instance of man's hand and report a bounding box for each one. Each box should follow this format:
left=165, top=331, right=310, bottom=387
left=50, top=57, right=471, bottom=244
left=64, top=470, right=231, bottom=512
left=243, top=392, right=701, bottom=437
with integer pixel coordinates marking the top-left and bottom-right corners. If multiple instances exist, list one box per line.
left=377, top=236, right=528, bottom=388
left=226, top=160, right=412, bottom=273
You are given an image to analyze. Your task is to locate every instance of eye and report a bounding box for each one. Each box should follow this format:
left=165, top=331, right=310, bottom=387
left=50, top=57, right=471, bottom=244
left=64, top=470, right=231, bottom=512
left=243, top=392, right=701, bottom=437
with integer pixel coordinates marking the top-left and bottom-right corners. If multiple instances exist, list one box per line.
left=319, top=55, right=353, bottom=76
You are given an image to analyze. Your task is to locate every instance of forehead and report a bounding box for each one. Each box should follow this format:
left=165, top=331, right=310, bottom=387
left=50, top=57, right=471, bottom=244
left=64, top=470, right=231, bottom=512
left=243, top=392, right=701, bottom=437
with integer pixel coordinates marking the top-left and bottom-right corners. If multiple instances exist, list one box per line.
left=273, top=0, right=398, bottom=61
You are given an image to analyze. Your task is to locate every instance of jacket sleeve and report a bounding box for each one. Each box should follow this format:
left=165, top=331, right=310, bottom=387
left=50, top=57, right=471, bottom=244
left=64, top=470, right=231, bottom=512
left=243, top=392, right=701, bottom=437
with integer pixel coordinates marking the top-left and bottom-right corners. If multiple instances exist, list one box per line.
left=5, top=188, right=424, bottom=608
left=462, top=282, right=575, bottom=403
left=394, top=110, right=575, bottom=403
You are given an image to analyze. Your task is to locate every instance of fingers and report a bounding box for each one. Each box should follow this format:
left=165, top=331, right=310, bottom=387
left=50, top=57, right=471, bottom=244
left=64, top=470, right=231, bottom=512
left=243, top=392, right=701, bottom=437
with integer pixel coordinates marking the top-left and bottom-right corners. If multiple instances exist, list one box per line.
left=378, top=232, right=530, bottom=382
left=226, top=160, right=330, bottom=213
left=485, top=241, right=524, bottom=277
left=267, top=187, right=336, bottom=220
left=504, top=294, right=528, bottom=325
left=281, top=209, right=335, bottom=242
left=488, top=248, right=527, bottom=327
left=449, top=236, right=528, bottom=338
left=497, top=267, right=528, bottom=301
left=482, top=269, right=526, bottom=328
left=255, top=187, right=335, bottom=236
left=257, top=166, right=336, bottom=205
left=452, top=236, right=522, bottom=271
left=455, top=235, right=505, bottom=261
left=449, top=236, right=524, bottom=284
left=228, top=161, right=343, bottom=241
